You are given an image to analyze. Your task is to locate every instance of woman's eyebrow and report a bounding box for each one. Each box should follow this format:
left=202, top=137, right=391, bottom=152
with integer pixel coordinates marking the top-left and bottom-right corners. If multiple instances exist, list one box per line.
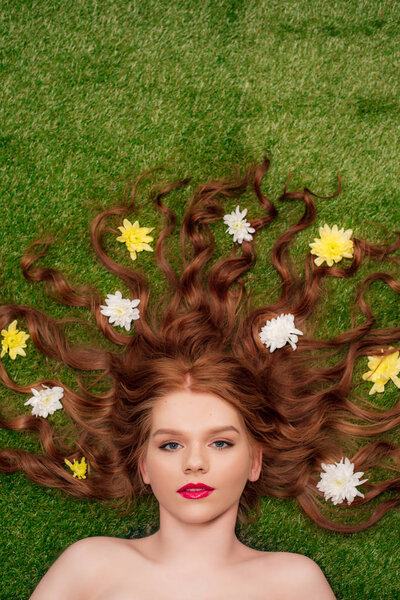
left=152, top=425, right=240, bottom=437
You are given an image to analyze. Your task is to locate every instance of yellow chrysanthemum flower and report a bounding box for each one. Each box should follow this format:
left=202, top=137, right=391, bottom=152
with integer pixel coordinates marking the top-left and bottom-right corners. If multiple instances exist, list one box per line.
left=362, top=347, right=400, bottom=395
left=116, top=218, right=154, bottom=261
left=64, top=456, right=88, bottom=479
left=309, top=224, right=354, bottom=267
left=0, top=319, right=30, bottom=360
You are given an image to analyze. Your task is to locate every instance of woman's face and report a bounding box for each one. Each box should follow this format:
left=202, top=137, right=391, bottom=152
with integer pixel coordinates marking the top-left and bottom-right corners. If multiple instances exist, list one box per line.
left=139, top=389, right=262, bottom=523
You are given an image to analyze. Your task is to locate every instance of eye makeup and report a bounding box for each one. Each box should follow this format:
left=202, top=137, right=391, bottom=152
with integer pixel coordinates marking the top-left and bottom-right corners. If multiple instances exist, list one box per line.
left=159, top=440, right=234, bottom=451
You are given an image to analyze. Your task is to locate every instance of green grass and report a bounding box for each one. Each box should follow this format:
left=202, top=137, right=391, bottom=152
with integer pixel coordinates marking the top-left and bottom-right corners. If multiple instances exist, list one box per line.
left=1, top=0, right=400, bottom=598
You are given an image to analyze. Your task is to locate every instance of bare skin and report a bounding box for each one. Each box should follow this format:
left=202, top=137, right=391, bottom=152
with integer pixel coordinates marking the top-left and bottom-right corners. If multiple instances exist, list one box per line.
left=30, top=389, right=336, bottom=599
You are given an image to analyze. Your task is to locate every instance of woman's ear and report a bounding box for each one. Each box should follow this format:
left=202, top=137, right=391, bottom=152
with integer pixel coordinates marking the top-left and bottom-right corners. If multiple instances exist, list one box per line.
left=248, top=444, right=263, bottom=482
left=139, top=457, right=150, bottom=485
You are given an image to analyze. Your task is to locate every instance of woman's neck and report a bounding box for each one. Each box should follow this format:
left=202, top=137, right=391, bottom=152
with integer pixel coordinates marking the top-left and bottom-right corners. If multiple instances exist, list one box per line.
left=143, top=504, right=249, bottom=569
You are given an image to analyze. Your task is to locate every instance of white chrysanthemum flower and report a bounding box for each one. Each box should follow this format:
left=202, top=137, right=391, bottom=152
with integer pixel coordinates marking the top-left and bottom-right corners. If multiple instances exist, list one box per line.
left=223, top=205, right=256, bottom=244
left=100, top=290, right=140, bottom=331
left=24, top=384, right=64, bottom=418
left=317, top=457, right=368, bottom=505
left=259, top=313, right=303, bottom=352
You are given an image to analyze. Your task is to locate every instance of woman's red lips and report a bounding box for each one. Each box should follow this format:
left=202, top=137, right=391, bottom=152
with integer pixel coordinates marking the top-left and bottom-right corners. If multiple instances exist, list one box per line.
left=177, top=482, right=214, bottom=492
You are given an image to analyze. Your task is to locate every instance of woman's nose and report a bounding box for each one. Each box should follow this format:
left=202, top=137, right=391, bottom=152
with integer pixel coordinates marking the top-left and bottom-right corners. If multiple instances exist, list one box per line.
left=183, top=444, right=208, bottom=472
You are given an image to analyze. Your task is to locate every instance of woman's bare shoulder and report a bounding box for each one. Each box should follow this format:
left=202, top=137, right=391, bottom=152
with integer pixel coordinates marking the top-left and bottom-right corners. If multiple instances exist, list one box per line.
left=75, top=535, right=129, bottom=550
left=30, top=537, right=116, bottom=599
left=87, top=535, right=147, bottom=554
left=58, top=535, right=124, bottom=561
left=261, top=550, right=318, bottom=567
left=259, top=551, right=336, bottom=600
left=67, top=535, right=134, bottom=555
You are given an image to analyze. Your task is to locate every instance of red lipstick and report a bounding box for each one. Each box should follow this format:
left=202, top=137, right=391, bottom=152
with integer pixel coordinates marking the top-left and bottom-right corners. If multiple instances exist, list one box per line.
left=177, top=482, right=214, bottom=499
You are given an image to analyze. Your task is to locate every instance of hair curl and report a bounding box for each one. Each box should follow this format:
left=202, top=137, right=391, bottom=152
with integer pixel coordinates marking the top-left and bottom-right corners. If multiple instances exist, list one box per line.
left=1, top=157, right=400, bottom=532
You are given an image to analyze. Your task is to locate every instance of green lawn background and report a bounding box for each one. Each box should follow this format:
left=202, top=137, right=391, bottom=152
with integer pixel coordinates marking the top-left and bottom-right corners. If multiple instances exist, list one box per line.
left=0, top=1, right=400, bottom=598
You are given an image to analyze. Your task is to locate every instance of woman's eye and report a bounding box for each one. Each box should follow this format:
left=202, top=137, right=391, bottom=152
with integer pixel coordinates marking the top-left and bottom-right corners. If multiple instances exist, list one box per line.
left=213, top=440, right=232, bottom=449
left=160, top=442, right=180, bottom=451
left=159, top=441, right=233, bottom=451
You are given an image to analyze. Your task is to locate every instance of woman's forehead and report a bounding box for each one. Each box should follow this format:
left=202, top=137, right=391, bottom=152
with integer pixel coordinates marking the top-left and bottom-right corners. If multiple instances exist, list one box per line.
left=150, top=389, right=243, bottom=428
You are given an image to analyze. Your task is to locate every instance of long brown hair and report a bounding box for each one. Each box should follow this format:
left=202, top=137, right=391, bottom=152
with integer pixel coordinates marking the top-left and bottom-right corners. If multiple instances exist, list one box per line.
left=1, top=156, right=400, bottom=532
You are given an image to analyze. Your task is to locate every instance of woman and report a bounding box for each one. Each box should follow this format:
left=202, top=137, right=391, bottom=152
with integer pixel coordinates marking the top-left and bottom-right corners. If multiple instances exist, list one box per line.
left=29, top=386, right=337, bottom=599
left=1, top=157, right=399, bottom=598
